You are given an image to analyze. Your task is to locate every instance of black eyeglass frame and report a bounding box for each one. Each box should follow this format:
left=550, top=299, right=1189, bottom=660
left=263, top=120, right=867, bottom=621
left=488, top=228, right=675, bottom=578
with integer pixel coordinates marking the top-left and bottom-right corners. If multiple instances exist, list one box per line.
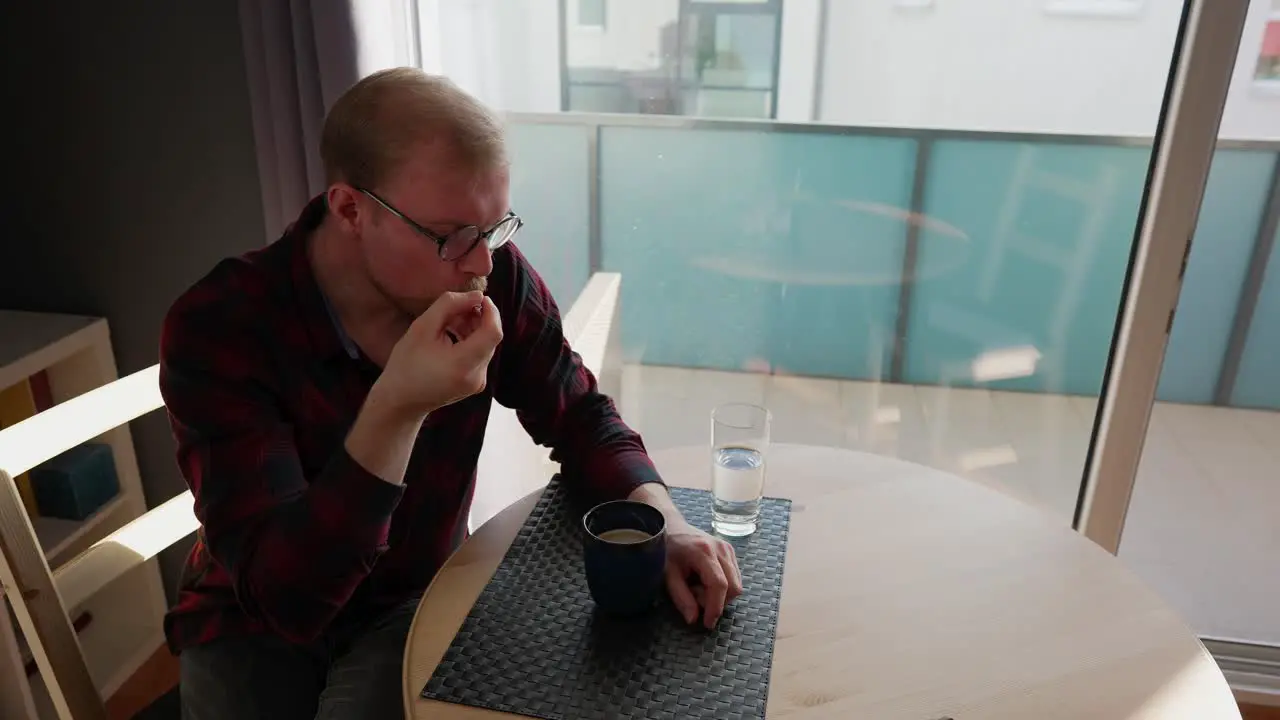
left=357, top=187, right=522, bottom=261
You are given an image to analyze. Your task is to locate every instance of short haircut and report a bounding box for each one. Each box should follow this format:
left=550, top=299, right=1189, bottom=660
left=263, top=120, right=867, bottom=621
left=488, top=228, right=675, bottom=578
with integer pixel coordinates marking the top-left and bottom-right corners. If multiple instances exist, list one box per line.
left=320, top=67, right=507, bottom=189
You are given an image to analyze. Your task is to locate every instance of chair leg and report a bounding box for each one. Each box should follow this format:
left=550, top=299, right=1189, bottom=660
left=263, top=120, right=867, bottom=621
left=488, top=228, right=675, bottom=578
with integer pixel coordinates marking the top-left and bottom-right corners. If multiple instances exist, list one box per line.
left=0, top=470, right=106, bottom=720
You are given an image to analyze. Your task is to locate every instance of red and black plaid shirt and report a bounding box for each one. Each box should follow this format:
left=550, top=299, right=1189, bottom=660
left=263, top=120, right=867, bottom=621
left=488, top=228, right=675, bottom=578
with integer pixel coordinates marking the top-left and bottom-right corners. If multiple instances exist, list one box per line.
left=159, top=195, right=661, bottom=653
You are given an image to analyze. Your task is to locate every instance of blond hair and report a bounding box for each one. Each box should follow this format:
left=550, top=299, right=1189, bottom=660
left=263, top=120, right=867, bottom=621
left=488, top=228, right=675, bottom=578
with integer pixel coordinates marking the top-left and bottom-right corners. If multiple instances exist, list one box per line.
left=320, top=67, right=507, bottom=189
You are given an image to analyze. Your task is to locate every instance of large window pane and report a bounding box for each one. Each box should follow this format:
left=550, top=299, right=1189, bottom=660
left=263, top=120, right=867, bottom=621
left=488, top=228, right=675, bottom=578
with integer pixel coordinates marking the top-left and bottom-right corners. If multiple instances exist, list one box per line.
left=1118, top=0, right=1280, bottom=657
left=601, top=126, right=914, bottom=382
left=415, top=0, right=1278, bottom=666
left=562, top=0, right=781, bottom=118
left=904, top=140, right=1151, bottom=396
left=1157, top=149, right=1277, bottom=404
left=1232, top=216, right=1280, bottom=409
left=507, top=123, right=593, bottom=304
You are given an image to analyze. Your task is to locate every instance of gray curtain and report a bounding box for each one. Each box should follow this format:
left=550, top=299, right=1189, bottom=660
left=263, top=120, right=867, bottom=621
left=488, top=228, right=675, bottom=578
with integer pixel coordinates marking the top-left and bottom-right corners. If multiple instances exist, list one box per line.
left=237, top=0, right=382, bottom=242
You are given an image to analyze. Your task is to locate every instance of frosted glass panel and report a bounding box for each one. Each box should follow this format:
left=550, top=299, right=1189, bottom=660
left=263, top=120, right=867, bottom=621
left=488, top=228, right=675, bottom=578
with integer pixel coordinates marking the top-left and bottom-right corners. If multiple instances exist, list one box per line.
left=507, top=123, right=591, bottom=306
left=600, top=126, right=916, bottom=380
left=1233, top=220, right=1280, bottom=410
left=1157, top=149, right=1278, bottom=404
left=905, top=140, right=1151, bottom=395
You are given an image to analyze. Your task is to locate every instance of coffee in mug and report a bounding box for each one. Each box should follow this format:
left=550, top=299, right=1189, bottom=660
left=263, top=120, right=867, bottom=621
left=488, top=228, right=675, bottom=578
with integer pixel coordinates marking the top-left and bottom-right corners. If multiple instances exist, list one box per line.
left=582, top=500, right=667, bottom=616
left=596, top=528, right=652, bottom=544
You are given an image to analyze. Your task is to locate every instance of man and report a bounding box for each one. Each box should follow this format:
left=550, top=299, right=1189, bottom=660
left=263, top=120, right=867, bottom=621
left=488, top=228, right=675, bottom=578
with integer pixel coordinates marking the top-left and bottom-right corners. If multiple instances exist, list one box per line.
left=160, top=67, right=742, bottom=719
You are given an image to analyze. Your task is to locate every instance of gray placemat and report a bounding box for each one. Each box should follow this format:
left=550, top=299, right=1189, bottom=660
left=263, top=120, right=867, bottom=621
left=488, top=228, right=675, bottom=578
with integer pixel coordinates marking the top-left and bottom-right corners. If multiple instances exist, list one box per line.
left=422, top=476, right=792, bottom=719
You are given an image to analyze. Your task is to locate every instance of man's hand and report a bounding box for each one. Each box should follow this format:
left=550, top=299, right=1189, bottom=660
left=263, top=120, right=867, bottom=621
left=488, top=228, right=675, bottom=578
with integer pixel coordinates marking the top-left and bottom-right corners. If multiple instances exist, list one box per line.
left=346, top=290, right=502, bottom=486
left=379, top=290, right=503, bottom=415
left=665, top=522, right=743, bottom=628
left=628, top=483, right=743, bottom=628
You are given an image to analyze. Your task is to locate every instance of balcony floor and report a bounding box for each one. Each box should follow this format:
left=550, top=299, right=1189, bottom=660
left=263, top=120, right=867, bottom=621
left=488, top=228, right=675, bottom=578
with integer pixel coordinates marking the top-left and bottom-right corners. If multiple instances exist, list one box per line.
left=620, top=364, right=1280, bottom=647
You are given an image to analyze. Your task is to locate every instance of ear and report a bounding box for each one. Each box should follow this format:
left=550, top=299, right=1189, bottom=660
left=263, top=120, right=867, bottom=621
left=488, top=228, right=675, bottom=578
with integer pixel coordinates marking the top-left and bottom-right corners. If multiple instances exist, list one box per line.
left=325, top=184, right=364, bottom=234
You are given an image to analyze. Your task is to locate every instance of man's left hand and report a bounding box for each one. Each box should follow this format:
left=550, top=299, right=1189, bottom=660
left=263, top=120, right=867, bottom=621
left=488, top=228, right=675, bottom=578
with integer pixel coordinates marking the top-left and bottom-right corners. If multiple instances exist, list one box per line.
left=664, top=522, right=743, bottom=628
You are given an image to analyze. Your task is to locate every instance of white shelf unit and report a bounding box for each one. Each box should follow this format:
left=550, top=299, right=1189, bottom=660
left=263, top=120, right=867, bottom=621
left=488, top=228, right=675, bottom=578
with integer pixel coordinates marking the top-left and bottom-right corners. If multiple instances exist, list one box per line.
left=0, top=310, right=168, bottom=720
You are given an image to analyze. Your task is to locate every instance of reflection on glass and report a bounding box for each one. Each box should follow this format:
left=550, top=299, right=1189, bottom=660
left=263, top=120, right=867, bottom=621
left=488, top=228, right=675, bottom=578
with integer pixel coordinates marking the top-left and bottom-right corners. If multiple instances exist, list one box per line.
left=1121, top=127, right=1280, bottom=648
left=440, top=0, right=1279, bottom=653
left=562, top=0, right=780, bottom=118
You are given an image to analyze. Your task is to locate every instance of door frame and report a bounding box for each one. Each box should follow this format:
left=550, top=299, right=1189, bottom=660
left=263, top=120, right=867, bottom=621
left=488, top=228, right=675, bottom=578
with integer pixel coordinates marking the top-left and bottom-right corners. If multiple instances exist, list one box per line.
left=1074, top=0, right=1253, bottom=553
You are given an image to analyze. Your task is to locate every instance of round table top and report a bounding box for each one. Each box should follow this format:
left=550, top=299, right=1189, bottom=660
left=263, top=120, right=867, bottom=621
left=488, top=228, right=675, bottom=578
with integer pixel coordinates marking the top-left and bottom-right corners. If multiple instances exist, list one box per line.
left=403, top=443, right=1240, bottom=719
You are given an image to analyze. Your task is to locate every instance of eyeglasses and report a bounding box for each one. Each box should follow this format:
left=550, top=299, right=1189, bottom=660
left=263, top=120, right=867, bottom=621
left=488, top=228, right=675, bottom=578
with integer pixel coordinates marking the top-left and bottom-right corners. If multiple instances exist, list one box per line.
left=357, top=188, right=523, bottom=262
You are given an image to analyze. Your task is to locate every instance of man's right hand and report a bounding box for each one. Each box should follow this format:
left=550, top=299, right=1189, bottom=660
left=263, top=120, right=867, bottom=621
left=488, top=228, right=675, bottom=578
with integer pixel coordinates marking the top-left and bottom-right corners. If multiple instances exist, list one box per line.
left=378, top=290, right=503, bottom=416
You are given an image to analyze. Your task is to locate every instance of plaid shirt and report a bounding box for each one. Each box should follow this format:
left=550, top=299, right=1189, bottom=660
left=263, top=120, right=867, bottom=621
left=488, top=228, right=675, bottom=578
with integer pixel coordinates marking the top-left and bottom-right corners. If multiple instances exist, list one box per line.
left=159, top=195, right=661, bottom=653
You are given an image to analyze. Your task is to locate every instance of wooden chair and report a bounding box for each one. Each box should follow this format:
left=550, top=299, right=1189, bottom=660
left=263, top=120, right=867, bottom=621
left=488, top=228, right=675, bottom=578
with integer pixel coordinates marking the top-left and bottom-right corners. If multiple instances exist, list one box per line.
left=0, top=363, right=190, bottom=720
left=0, top=272, right=623, bottom=719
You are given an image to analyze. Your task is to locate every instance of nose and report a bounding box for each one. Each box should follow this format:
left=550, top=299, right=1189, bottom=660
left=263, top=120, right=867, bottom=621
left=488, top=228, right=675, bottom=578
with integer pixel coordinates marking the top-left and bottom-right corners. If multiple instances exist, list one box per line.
left=457, top=240, right=494, bottom=277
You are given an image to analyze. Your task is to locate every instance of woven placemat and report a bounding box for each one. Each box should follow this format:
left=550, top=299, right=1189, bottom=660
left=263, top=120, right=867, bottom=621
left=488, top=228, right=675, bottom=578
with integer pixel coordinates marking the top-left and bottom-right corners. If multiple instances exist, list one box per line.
left=422, top=476, right=791, bottom=719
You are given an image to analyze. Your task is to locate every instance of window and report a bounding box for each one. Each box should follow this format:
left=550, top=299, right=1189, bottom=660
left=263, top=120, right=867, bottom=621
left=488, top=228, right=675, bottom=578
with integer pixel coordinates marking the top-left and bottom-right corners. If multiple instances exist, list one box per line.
left=1257, top=1, right=1280, bottom=84
left=579, top=0, right=606, bottom=29
left=562, top=0, right=781, bottom=119
left=413, top=0, right=1280, bottom=683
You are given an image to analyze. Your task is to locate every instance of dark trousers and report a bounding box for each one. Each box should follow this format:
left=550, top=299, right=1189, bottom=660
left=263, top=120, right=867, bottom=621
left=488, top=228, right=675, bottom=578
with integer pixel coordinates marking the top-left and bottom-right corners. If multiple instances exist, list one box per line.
left=178, top=597, right=418, bottom=720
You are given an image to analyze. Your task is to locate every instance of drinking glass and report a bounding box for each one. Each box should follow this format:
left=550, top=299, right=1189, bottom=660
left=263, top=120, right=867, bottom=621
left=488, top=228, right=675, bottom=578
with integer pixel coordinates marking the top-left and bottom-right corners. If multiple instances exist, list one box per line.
left=710, top=403, right=771, bottom=537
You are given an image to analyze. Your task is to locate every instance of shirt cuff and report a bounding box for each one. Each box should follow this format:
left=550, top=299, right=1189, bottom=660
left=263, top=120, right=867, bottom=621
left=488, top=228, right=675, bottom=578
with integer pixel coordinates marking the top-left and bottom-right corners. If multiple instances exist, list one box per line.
left=582, top=448, right=665, bottom=504
left=311, top=446, right=406, bottom=548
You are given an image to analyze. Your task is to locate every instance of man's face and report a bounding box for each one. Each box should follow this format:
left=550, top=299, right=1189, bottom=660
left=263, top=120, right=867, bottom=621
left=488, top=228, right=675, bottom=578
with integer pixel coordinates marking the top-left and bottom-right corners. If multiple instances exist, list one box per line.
left=357, top=144, right=510, bottom=317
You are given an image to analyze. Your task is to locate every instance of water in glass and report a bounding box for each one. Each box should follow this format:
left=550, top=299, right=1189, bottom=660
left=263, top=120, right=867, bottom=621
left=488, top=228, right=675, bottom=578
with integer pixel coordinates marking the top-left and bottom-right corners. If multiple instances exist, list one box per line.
left=712, top=445, right=765, bottom=536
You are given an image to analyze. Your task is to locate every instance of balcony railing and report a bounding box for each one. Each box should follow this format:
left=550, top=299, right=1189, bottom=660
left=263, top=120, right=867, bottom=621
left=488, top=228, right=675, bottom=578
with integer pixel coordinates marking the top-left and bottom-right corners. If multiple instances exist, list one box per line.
left=503, top=112, right=1280, bottom=411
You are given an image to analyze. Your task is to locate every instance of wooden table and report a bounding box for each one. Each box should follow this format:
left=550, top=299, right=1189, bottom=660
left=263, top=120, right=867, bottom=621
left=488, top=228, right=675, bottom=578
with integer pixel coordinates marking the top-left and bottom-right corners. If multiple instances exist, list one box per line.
left=404, top=443, right=1240, bottom=719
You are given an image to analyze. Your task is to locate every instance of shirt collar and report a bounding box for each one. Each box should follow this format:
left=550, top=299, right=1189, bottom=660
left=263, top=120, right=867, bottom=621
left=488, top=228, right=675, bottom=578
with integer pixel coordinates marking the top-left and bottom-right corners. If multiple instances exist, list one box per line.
left=287, top=194, right=360, bottom=361
left=319, top=282, right=360, bottom=359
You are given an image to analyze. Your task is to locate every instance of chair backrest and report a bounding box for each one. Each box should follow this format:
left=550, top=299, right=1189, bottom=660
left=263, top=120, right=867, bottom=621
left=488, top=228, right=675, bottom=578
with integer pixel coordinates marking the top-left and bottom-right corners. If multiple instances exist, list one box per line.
left=0, top=272, right=624, bottom=719
left=0, top=364, right=178, bottom=720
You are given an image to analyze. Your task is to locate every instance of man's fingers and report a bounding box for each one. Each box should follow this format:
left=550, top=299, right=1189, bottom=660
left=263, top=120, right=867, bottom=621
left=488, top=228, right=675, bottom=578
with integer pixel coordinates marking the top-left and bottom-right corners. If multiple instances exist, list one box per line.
left=665, top=566, right=699, bottom=625
left=425, top=291, right=484, bottom=340
left=448, top=308, right=483, bottom=341
left=699, top=559, right=729, bottom=629
left=720, top=543, right=744, bottom=599
left=454, top=298, right=502, bottom=356
left=428, top=290, right=485, bottom=322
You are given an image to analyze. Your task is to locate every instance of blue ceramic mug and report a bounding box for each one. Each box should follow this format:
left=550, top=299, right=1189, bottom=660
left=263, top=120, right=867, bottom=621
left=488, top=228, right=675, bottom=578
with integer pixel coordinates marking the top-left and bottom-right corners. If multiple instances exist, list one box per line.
left=582, top=500, right=667, bottom=616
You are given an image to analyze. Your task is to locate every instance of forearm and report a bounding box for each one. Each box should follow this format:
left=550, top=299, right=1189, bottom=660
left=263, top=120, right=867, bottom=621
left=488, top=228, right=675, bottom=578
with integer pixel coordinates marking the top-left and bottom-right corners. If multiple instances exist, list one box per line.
left=344, top=379, right=430, bottom=485
left=229, top=444, right=404, bottom=642
left=628, top=481, right=689, bottom=530
left=210, top=385, right=421, bottom=643
left=550, top=393, right=667, bottom=502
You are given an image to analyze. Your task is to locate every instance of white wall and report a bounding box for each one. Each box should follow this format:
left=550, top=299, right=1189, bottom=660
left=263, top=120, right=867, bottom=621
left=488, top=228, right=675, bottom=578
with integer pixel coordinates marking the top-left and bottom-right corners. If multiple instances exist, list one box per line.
left=813, top=0, right=1279, bottom=140
left=776, top=0, right=821, bottom=121
left=816, top=0, right=1181, bottom=136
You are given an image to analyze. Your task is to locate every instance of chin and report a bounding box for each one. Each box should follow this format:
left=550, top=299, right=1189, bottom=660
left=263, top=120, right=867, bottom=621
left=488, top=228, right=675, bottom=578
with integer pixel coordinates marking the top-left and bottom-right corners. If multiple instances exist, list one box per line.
left=398, top=299, right=434, bottom=318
